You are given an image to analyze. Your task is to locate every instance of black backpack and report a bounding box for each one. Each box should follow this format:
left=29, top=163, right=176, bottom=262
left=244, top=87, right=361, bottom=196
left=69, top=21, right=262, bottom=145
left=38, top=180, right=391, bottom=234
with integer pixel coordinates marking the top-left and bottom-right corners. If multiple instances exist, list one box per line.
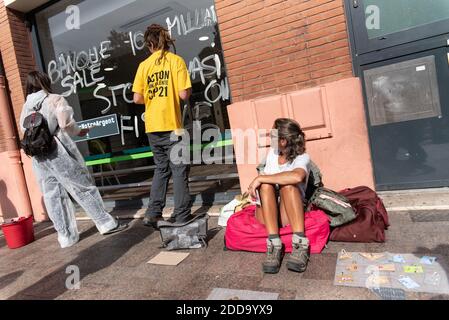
left=21, top=95, right=57, bottom=158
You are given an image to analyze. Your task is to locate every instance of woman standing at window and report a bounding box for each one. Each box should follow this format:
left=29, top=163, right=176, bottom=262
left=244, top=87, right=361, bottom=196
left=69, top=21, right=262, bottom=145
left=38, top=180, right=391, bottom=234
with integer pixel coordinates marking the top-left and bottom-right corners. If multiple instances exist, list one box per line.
left=20, top=71, right=128, bottom=248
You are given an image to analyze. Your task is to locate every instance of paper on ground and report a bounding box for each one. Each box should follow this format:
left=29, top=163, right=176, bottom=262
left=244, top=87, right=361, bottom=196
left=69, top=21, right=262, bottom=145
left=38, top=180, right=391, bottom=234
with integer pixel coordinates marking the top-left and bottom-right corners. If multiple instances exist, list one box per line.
left=207, top=288, right=279, bottom=300
left=147, top=252, right=190, bottom=266
left=334, top=251, right=449, bottom=294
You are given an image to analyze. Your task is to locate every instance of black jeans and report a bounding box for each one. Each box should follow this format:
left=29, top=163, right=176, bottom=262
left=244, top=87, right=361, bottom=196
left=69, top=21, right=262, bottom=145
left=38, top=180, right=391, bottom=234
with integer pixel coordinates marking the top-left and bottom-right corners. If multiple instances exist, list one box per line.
left=147, top=131, right=191, bottom=222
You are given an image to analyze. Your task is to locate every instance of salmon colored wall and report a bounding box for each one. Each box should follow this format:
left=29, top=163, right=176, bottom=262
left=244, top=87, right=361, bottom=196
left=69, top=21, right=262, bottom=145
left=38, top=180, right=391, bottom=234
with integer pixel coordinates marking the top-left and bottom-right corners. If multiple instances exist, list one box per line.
left=228, top=77, right=375, bottom=193
left=0, top=151, right=27, bottom=219
left=0, top=150, right=47, bottom=222
left=21, top=151, right=48, bottom=222
left=0, top=151, right=20, bottom=220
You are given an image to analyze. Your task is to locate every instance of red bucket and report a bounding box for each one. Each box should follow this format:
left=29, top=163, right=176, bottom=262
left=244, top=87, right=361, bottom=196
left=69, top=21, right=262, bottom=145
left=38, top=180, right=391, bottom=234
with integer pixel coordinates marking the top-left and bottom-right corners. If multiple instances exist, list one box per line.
left=1, top=216, right=35, bottom=249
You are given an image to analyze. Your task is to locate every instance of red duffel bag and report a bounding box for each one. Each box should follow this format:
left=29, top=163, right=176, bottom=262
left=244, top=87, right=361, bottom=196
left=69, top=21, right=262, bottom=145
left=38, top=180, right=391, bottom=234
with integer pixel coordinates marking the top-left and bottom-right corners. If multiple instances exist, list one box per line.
left=329, top=186, right=389, bottom=243
left=224, top=205, right=330, bottom=254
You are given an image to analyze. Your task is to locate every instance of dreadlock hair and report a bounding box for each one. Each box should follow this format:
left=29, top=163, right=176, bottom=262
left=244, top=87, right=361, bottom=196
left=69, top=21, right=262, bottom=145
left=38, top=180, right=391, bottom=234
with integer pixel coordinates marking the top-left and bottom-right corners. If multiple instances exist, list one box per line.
left=144, top=24, right=176, bottom=65
left=274, top=118, right=306, bottom=162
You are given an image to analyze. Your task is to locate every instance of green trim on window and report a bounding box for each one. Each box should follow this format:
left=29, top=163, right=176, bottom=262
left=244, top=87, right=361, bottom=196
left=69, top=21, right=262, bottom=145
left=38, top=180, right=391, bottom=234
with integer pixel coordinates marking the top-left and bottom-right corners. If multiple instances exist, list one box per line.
left=85, top=152, right=154, bottom=166
left=85, top=139, right=234, bottom=166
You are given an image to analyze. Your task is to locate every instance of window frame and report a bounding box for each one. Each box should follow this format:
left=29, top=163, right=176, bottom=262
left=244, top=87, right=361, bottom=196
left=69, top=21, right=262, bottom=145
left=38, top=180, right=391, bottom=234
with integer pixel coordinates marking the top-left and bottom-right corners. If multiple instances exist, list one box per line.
left=346, top=0, right=449, bottom=56
left=26, top=0, right=63, bottom=72
left=25, top=0, right=234, bottom=155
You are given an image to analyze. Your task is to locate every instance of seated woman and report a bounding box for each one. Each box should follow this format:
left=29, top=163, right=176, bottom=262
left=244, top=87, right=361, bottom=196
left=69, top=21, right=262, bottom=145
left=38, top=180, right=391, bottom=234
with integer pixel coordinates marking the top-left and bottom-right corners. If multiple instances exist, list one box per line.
left=248, top=118, right=310, bottom=274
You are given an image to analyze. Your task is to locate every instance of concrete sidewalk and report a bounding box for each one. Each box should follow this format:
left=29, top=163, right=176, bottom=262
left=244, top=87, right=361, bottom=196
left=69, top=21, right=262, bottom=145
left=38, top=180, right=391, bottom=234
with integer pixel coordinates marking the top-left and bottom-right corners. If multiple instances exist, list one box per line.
left=1, top=210, right=449, bottom=300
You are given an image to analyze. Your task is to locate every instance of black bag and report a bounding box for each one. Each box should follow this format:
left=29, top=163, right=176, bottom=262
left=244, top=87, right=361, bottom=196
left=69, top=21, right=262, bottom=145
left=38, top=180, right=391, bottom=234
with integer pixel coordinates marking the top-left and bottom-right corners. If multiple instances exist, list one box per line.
left=21, top=95, right=57, bottom=158
left=157, top=213, right=209, bottom=250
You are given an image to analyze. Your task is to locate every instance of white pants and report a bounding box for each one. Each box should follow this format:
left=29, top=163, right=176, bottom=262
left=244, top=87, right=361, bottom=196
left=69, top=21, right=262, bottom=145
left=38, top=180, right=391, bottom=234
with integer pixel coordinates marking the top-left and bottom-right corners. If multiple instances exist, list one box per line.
left=33, top=133, right=117, bottom=248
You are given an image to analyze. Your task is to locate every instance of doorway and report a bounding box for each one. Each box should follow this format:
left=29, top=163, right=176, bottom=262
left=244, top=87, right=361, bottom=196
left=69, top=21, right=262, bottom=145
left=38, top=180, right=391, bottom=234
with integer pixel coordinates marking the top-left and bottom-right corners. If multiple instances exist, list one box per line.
left=346, top=0, right=449, bottom=190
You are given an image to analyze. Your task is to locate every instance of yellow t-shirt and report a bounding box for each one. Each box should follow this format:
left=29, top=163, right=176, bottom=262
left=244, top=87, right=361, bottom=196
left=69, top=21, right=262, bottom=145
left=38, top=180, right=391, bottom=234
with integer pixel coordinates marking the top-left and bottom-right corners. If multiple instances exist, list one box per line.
left=132, top=50, right=192, bottom=133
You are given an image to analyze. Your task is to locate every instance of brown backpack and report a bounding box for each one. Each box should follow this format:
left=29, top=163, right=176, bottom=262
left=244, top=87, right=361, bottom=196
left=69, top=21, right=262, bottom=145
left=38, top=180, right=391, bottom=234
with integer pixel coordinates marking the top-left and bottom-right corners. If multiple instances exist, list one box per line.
left=329, top=186, right=389, bottom=243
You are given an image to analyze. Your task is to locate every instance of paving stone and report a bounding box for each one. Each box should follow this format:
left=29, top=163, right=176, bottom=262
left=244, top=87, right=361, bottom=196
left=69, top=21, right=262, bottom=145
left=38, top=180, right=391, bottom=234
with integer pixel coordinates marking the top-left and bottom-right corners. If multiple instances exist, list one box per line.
left=410, top=211, right=449, bottom=222
left=294, top=279, right=377, bottom=300
left=302, top=253, right=338, bottom=281
left=258, top=267, right=305, bottom=292
left=6, top=268, right=69, bottom=300
left=57, top=278, right=181, bottom=300
left=178, top=273, right=265, bottom=300
left=203, top=250, right=264, bottom=277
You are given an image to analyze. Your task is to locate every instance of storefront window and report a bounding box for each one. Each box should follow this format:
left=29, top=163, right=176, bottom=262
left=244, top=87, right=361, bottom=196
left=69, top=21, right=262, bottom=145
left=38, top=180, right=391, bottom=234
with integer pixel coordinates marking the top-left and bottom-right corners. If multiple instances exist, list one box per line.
left=364, top=0, right=449, bottom=39
left=35, top=0, right=230, bottom=162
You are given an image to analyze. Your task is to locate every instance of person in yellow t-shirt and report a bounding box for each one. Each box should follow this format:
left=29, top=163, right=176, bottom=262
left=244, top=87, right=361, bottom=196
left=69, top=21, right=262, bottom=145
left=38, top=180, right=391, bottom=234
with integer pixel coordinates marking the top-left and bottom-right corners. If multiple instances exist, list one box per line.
left=133, top=24, right=193, bottom=227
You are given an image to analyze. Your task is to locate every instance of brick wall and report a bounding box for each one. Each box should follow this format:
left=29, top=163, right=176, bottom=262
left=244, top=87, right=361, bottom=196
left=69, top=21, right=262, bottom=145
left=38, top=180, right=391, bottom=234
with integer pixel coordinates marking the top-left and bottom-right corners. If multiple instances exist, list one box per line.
left=215, top=0, right=353, bottom=102
left=0, top=2, right=37, bottom=152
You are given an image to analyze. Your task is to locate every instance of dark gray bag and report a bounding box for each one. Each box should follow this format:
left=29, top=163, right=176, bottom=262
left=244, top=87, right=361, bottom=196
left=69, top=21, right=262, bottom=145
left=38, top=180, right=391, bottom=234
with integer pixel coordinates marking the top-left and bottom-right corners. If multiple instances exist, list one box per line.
left=157, top=213, right=209, bottom=250
left=306, top=187, right=356, bottom=227
left=304, top=161, right=324, bottom=201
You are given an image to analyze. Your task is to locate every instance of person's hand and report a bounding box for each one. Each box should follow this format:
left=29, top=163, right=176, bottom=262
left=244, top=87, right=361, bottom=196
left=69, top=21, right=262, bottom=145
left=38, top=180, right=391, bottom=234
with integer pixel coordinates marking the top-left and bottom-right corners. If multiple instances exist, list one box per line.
left=248, top=176, right=262, bottom=199
left=78, top=128, right=90, bottom=137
